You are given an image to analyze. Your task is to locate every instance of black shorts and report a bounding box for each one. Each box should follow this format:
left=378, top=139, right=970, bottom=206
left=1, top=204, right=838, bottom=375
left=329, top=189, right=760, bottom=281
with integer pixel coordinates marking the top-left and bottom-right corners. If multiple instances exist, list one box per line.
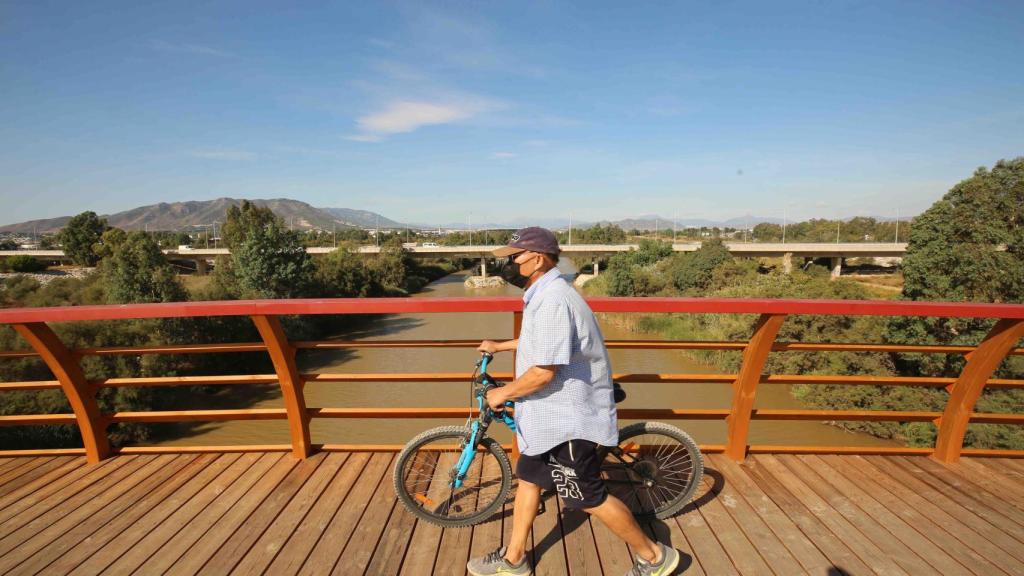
left=516, top=439, right=608, bottom=510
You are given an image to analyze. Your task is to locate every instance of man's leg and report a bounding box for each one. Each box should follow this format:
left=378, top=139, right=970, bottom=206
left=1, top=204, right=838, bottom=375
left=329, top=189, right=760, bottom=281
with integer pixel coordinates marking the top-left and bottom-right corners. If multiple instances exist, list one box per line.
left=585, top=494, right=662, bottom=563
left=504, top=479, right=542, bottom=564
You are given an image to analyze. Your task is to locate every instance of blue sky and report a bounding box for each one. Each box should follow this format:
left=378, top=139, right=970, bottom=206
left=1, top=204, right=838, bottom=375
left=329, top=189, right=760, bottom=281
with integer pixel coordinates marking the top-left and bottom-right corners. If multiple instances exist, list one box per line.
left=1, top=1, right=1022, bottom=226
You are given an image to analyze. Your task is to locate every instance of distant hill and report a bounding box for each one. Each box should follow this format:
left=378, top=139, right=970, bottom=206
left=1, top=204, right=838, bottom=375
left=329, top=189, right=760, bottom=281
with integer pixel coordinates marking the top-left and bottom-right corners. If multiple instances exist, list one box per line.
left=0, top=198, right=402, bottom=234
left=318, top=207, right=406, bottom=229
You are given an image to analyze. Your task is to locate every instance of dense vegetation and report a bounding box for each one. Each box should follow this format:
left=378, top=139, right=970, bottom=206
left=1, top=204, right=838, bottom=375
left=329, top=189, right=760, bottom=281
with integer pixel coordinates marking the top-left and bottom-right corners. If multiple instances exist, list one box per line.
left=0, top=201, right=462, bottom=449
left=585, top=159, right=1024, bottom=450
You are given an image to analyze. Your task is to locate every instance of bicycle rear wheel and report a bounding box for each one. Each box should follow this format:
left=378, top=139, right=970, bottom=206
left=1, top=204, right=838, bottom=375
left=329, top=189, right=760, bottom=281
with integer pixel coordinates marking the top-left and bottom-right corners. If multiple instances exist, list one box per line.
left=393, top=425, right=512, bottom=528
left=601, top=421, right=703, bottom=520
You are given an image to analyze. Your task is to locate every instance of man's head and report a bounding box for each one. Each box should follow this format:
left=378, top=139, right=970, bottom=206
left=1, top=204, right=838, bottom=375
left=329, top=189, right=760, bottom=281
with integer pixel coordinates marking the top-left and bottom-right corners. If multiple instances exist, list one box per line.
left=493, top=226, right=560, bottom=288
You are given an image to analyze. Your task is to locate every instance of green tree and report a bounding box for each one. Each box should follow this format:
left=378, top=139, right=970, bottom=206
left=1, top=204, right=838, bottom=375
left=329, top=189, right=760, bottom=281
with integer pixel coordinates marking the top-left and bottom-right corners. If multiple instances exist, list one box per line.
left=317, top=246, right=380, bottom=297
left=221, top=200, right=278, bottom=249
left=669, top=238, right=733, bottom=292
left=99, top=231, right=187, bottom=304
left=6, top=255, right=46, bottom=273
left=57, top=211, right=108, bottom=266
left=232, top=222, right=315, bottom=298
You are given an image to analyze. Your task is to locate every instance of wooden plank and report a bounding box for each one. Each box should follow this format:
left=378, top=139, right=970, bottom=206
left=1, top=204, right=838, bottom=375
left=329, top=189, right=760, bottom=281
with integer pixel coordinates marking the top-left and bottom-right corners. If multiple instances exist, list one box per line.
left=559, top=503, right=603, bottom=576
left=266, top=452, right=370, bottom=576
left=709, top=455, right=831, bottom=574
left=750, top=455, right=907, bottom=575
left=0, top=457, right=54, bottom=489
left=46, top=453, right=242, bottom=575
left=669, top=482, right=738, bottom=575
left=645, top=515, right=704, bottom=576
left=228, top=453, right=350, bottom=575
left=0, top=456, right=126, bottom=527
left=902, top=457, right=1024, bottom=524
left=740, top=455, right=874, bottom=575
left=775, top=454, right=934, bottom=575
left=96, top=452, right=275, bottom=575
left=956, top=458, right=1024, bottom=510
left=806, top=455, right=981, bottom=576
left=699, top=457, right=804, bottom=575
left=0, top=455, right=143, bottom=540
left=828, top=455, right=1024, bottom=575
left=592, top=503, right=639, bottom=576
left=0, top=454, right=181, bottom=572
left=0, top=457, right=34, bottom=478
left=690, top=470, right=773, bottom=574
left=975, top=457, right=1024, bottom=481
left=7, top=454, right=205, bottom=575
left=0, top=457, right=84, bottom=512
left=465, top=454, right=507, bottom=567
left=142, top=452, right=298, bottom=575
left=177, top=452, right=328, bottom=575
left=364, top=457, right=420, bottom=576
left=531, top=490, right=568, bottom=575
left=0, top=457, right=68, bottom=495
left=330, top=454, right=399, bottom=575
left=297, top=452, right=391, bottom=575
left=398, top=452, right=452, bottom=576
left=433, top=446, right=495, bottom=576
left=879, top=456, right=1024, bottom=543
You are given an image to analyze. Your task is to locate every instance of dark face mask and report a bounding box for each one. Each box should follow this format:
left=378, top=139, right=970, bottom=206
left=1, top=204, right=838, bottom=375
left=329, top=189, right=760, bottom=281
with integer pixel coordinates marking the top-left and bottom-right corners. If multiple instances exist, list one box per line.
left=499, top=256, right=530, bottom=289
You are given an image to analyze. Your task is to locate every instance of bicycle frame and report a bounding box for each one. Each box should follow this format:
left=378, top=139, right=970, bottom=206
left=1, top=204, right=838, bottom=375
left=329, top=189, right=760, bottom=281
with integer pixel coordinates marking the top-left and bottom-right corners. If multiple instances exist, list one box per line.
left=452, top=353, right=515, bottom=488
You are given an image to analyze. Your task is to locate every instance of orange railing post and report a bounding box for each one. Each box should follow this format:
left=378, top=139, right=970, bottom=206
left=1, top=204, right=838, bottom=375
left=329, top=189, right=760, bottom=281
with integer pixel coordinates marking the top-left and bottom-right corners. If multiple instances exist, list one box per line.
left=932, top=318, right=1024, bottom=463
left=252, top=315, right=312, bottom=459
left=12, top=323, right=110, bottom=463
left=725, top=314, right=786, bottom=461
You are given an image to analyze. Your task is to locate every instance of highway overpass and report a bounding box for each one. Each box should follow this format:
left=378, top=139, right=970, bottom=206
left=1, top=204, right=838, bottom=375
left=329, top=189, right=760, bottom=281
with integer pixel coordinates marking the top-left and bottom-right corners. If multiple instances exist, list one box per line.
left=2, top=242, right=907, bottom=277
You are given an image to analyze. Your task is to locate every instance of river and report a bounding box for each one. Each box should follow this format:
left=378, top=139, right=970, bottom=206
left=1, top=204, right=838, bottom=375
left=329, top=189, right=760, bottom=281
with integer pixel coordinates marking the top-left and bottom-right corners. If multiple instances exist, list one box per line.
left=155, top=262, right=896, bottom=450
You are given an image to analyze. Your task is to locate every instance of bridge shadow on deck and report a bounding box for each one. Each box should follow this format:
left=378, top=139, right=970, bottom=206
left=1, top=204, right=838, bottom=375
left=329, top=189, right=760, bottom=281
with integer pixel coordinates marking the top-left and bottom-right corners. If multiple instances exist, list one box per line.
left=0, top=452, right=1021, bottom=575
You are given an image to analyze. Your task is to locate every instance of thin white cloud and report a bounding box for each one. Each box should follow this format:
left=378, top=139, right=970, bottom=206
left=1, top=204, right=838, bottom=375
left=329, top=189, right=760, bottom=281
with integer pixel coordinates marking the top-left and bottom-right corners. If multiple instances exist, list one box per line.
left=348, top=99, right=494, bottom=141
left=490, top=152, right=517, bottom=159
left=188, top=149, right=257, bottom=161
left=150, top=40, right=234, bottom=58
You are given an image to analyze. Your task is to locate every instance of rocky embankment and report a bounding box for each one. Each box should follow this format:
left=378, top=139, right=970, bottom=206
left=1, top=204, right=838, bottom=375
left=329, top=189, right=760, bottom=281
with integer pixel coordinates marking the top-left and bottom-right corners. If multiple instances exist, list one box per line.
left=0, top=268, right=95, bottom=285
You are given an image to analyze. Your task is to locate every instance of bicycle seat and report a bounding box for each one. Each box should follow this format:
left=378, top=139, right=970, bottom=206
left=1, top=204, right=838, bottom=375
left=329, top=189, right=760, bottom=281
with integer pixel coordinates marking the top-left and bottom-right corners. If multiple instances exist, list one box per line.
left=613, top=381, right=626, bottom=403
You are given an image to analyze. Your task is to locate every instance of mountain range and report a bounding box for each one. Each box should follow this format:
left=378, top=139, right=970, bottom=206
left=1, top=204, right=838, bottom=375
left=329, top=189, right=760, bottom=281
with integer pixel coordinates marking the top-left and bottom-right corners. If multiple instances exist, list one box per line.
left=0, top=198, right=905, bottom=235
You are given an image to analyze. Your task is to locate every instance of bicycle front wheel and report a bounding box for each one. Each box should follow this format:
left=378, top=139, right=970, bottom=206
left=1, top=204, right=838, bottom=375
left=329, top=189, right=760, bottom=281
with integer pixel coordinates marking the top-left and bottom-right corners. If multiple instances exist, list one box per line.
left=601, top=421, right=704, bottom=521
left=393, top=425, right=512, bottom=528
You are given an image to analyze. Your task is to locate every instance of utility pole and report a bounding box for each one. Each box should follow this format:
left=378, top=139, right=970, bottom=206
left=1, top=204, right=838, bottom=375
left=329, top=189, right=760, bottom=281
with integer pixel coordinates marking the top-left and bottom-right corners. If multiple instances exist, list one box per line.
left=782, top=206, right=787, bottom=244
left=894, top=208, right=900, bottom=244
left=376, top=214, right=379, bottom=247
left=568, top=214, right=572, bottom=245
left=673, top=213, right=677, bottom=244
left=836, top=219, right=841, bottom=244
left=468, top=213, right=472, bottom=246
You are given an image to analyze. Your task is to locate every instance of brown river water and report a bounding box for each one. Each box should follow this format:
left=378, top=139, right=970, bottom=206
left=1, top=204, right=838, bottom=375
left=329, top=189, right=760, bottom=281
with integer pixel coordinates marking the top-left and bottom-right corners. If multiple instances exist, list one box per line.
left=155, top=262, right=896, bottom=450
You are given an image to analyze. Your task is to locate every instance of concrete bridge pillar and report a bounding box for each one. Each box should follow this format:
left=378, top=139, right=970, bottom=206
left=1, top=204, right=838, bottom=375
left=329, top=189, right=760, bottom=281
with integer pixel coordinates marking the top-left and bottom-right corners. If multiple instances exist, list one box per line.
left=830, top=257, right=842, bottom=279
left=195, top=258, right=209, bottom=276
left=593, top=260, right=600, bottom=276
left=480, top=257, right=487, bottom=278
left=783, top=252, right=793, bottom=275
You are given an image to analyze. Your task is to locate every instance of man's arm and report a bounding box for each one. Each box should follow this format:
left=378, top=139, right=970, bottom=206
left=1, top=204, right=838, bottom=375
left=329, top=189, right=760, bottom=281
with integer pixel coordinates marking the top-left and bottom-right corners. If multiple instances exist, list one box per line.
left=485, top=365, right=556, bottom=410
left=477, top=339, right=518, bottom=354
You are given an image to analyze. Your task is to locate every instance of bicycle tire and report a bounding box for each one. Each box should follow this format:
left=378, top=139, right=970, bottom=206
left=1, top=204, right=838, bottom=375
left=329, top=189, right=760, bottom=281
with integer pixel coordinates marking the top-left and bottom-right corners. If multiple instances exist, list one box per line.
left=602, top=421, right=704, bottom=520
left=393, top=425, right=512, bottom=528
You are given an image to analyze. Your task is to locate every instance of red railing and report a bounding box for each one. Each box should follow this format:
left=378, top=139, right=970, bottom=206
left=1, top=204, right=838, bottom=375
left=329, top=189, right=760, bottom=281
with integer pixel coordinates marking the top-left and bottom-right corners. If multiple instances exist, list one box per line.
left=1, top=297, right=1022, bottom=465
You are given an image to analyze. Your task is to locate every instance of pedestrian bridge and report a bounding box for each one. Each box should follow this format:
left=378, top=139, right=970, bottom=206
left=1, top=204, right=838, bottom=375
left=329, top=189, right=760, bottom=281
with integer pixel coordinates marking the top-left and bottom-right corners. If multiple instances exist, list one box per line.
left=0, top=297, right=1021, bottom=574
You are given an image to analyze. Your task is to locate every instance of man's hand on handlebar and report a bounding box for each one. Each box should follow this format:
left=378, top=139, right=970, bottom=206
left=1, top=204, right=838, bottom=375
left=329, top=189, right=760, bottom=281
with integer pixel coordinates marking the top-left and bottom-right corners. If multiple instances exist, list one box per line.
left=477, top=338, right=519, bottom=354
left=477, top=340, right=500, bottom=354
left=485, top=387, right=509, bottom=411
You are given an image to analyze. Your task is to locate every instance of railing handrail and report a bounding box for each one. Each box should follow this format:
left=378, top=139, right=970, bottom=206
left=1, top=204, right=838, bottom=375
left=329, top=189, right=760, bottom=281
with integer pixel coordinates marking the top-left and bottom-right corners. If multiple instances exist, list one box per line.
left=2, top=297, right=1023, bottom=465
left=2, top=296, right=1024, bottom=324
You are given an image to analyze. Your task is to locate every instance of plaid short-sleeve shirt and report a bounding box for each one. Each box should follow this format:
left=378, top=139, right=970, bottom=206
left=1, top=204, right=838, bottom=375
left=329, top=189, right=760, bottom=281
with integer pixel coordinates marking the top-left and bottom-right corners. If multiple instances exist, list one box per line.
left=514, top=268, right=618, bottom=455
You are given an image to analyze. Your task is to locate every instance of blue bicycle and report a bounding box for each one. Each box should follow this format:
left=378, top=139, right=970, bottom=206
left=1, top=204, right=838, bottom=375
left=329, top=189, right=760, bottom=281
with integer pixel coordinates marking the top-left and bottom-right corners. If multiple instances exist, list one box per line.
left=393, top=353, right=704, bottom=527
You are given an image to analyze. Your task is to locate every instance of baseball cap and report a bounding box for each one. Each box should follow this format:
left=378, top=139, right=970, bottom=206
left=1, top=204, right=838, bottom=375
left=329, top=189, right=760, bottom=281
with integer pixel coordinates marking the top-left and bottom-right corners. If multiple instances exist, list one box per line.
left=493, top=226, right=561, bottom=257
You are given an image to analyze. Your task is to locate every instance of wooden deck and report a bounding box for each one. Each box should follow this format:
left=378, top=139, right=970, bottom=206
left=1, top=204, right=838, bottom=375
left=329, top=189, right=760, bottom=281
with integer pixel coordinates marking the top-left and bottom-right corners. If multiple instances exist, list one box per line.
left=0, top=452, right=1021, bottom=575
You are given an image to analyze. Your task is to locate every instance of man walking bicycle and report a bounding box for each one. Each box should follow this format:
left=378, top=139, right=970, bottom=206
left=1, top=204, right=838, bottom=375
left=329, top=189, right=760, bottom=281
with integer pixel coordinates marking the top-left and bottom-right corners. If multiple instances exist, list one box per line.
left=467, top=227, right=680, bottom=576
